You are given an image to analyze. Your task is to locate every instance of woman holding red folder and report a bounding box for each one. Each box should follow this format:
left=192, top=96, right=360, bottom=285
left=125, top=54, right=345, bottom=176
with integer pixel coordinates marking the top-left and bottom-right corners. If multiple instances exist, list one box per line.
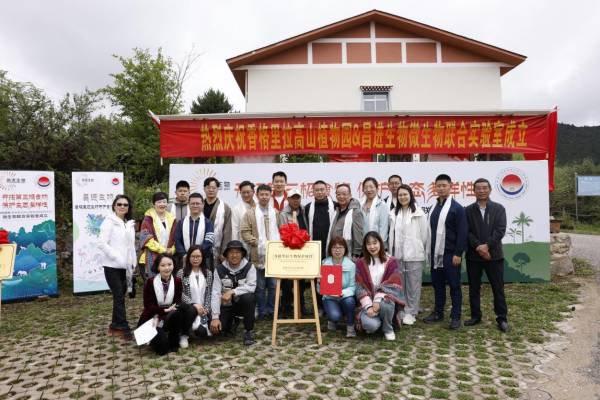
left=320, top=236, right=357, bottom=337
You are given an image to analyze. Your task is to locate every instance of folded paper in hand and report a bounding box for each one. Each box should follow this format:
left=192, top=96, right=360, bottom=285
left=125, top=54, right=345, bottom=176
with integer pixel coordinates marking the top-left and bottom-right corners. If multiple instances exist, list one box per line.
left=134, top=318, right=158, bottom=346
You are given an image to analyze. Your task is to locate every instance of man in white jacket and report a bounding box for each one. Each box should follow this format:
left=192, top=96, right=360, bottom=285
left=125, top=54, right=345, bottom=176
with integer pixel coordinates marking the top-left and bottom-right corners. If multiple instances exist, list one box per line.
left=231, top=181, right=256, bottom=242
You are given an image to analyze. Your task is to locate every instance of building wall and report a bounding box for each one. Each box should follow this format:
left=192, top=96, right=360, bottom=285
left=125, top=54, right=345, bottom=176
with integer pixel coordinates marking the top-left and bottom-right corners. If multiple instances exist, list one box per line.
left=245, top=65, right=502, bottom=112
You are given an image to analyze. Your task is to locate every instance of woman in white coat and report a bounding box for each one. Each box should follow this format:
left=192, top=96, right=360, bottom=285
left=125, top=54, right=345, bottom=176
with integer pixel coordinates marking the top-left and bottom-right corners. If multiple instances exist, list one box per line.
left=388, top=184, right=428, bottom=325
left=98, top=194, right=137, bottom=340
left=361, top=177, right=389, bottom=245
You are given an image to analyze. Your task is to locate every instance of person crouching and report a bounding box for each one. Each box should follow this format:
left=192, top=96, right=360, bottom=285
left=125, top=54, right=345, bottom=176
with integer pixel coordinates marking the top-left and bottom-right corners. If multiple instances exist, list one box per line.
left=210, top=240, right=257, bottom=346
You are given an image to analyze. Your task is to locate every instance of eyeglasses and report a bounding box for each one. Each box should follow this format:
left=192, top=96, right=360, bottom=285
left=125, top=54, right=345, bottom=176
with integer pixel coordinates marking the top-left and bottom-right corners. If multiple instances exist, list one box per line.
left=116, top=203, right=129, bottom=207
left=190, top=255, right=202, bottom=259
left=331, top=246, right=345, bottom=250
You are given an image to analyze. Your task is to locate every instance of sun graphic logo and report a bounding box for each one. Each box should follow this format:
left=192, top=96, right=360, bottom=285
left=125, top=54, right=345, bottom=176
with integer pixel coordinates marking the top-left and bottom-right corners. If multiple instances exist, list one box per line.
left=189, top=167, right=217, bottom=192
left=495, top=168, right=529, bottom=200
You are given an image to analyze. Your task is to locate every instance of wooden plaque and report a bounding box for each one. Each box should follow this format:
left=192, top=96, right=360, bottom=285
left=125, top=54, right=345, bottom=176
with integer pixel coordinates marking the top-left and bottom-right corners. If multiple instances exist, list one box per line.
left=0, top=244, right=17, bottom=280
left=265, top=241, right=321, bottom=278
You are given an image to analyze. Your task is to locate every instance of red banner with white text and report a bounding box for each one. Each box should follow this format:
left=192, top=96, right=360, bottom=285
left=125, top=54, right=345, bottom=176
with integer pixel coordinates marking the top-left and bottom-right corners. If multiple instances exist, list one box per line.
left=159, top=113, right=556, bottom=158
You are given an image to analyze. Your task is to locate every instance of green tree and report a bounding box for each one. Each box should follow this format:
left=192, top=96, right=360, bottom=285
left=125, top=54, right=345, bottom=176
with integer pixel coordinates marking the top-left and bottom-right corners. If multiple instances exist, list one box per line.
left=512, top=212, right=533, bottom=243
left=190, top=88, right=233, bottom=114
left=103, top=48, right=186, bottom=184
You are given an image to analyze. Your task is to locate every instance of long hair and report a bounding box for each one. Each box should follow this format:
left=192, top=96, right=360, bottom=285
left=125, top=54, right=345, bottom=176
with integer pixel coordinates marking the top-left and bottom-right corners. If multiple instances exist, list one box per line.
left=394, top=184, right=417, bottom=215
left=183, top=245, right=208, bottom=277
left=111, top=194, right=133, bottom=221
left=151, top=253, right=176, bottom=275
left=361, top=231, right=387, bottom=265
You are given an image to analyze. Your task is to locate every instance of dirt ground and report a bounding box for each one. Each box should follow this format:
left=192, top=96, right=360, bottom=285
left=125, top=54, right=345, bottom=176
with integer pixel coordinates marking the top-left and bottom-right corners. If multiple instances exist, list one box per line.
left=524, top=233, right=600, bottom=400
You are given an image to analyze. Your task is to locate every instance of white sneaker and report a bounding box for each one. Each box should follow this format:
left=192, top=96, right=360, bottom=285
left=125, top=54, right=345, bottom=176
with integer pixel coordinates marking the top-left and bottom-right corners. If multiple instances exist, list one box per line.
left=384, top=331, right=396, bottom=341
left=402, top=314, right=416, bottom=325
left=327, top=321, right=337, bottom=331
left=179, top=335, right=189, bottom=349
left=346, top=325, right=357, bottom=338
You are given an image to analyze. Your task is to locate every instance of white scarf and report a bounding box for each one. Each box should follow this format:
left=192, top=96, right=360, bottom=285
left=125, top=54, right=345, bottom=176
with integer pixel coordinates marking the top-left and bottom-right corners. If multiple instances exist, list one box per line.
left=189, top=270, right=206, bottom=305
left=430, top=198, right=452, bottom=269
left=153, top=275, right=175, bottom=306
left=308, top=197, right=335, bottom=238
left=361, top=196, right=382, bottom=233
left=182, top=215, right=206, bottom=251
left=327, top=206, right=354, bottom=249
left=211, top=199, right=226, bottom=247
left=157, top=217, right=169, bottom=247
left=390, top=208, right=409, bottom=258
left=255, top=205, right=280, bottom=261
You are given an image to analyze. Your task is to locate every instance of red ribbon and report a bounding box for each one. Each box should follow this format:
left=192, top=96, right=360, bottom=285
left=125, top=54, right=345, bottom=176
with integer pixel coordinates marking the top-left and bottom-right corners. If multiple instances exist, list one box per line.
left=279, top=223, right=310, bottom=249
left=0, top=229, right=9, bottom=244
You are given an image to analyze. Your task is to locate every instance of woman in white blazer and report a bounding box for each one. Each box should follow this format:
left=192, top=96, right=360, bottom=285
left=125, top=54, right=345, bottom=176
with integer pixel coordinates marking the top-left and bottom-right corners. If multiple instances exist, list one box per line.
left=98, top=194, right=137, bottom=340
left=388, top=184, right=428, bottom=325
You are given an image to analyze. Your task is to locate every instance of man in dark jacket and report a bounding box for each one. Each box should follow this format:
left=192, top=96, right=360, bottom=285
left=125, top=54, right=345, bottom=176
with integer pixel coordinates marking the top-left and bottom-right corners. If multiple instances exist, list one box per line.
left=464, top=178, right=509, bottom=332
left=423, top=174, right=468, bottom=330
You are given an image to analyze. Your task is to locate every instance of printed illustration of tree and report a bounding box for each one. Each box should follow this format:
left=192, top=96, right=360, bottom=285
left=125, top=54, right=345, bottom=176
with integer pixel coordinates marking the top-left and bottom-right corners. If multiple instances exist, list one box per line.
left=513, top=252, right=531, bottom=274
left=512, top=212, right=533, bottom=243
left=507, top=228, right=521, bottom=244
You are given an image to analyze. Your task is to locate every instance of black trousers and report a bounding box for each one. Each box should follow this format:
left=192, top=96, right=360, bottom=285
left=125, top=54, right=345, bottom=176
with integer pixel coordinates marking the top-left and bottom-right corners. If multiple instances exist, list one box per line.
left=103, top=267, right=129, bottom=330
left=150, top=306, right=189, bottom=355
left=281, top=280, right=308, bottom=313
left=466, top=259, right=508, bottom=323
left=431, top=254, right=462, bottom=320
left=220, top=293, right=256, bottom=332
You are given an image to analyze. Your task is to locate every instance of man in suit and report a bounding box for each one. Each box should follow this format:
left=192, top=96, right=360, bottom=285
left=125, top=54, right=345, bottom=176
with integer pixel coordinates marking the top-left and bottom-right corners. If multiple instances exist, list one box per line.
left=423, top=174, right=468, bottom=330
left=464, top=178, right=509, bottom=332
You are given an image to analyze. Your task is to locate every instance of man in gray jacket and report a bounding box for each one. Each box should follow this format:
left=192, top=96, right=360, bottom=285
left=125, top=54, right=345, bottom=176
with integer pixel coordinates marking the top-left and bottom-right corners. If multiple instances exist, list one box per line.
left=464, top=178, right=508, bottom=333
left=329, top=183, right=364, bottom=259
left=210, top=240, right=257, bottom=345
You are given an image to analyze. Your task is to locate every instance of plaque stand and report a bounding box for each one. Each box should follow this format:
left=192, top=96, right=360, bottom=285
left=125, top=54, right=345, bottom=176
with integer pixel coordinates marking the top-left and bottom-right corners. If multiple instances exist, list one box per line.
left=271, top=278, right=322, bottom=345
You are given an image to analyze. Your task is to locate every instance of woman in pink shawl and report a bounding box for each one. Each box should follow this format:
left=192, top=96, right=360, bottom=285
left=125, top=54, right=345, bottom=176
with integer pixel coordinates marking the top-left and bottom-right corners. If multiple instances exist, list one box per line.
left=355, top=231, right=405, bottom=340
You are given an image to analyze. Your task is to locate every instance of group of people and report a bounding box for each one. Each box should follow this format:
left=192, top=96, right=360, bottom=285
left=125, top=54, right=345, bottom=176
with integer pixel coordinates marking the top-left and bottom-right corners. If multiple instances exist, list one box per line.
left=98, top=171, right=509, bottom=355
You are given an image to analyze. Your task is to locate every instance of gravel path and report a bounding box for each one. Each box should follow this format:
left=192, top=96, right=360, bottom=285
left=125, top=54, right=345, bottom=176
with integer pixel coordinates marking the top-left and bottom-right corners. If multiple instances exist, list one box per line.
left=569, top=233, right=600, bottom=271
left=526, top=233, right=600, bottom=399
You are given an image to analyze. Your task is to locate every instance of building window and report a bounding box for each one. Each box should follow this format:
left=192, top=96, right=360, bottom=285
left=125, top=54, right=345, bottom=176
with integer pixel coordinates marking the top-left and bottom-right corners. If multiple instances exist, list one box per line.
left=360, top=85, right=392, bottom=111
left=362, top=92, right=389, bottom=111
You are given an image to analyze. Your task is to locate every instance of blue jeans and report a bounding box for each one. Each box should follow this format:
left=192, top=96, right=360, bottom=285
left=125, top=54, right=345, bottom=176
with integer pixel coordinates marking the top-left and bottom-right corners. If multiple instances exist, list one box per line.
left=255, top=267, right=275, bottom=316
left=360, top=300, right=395, bottom=334
left=323, top=296, right=356, bottom=326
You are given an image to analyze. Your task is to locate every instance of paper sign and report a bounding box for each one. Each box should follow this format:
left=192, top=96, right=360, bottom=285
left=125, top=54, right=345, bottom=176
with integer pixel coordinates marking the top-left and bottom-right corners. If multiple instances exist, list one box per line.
left=265, top=241, right=321, bottom=278
left=134, top=318, right=158, bottom=346
left=320, top=265, right=342, bottom=296
left=0, top=244, right=17, bottom=280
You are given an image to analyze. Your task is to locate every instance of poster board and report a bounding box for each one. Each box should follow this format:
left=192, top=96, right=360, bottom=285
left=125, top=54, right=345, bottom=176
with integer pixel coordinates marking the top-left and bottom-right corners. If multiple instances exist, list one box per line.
left=0, top=171, right=58, bottom=301
left=72, top=172, right=124, bottom=294
left=265, top=241, right=321, bottom=278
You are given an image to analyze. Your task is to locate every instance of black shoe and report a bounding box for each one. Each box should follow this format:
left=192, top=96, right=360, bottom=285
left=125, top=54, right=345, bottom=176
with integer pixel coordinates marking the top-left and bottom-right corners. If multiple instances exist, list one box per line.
left=243, top=330, right=255, bottom=346
left=422, top=313, right=443, bottom=324
left=232, top=317, right=241, bottom=334
left=498, top=321, right=510, bottom=333
left=464, top=318, right=482, bottom=327
left=449, top=319, right=461, bottom=330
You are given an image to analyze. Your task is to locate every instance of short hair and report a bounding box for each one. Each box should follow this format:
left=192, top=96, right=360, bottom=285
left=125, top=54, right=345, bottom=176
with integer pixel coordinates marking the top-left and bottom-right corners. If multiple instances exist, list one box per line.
left=203, top=177, right=220, bottom=188
left=313, top=180, right=327, bottom=187
left=394, top=184, right=417, bottom=214
left=152, top=191, right=168, bottom=204
left=335, top=183, right=351, bottom=193
left=327, top=236, right=349, bottom=257
left=239, top=180, right=255, bottom=191
left=151, top=253, right=176, bottom=274
left=176, top=180, right=190, bottom=190
left=188, top=192, right=204, bottom=202
left=388, top=174, right=402, bottom=183
left=111, top=194, right=133, bottom=221
left=362, top=177, right=379, bottom=189
left=272, top=171, right=287, bottom=182
left=256, top=184, right=272, bottom=193
left=473, top=178, right=492, bottom=189
left=362, top=231, right=387, bottom=265
left=435, top=174, right=452, bottom=184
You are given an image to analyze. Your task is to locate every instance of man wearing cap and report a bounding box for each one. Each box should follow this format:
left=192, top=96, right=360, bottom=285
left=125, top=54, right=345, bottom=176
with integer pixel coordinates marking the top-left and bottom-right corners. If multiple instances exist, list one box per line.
left=279, top=188, right=309, bottom=316
left=210, top=240, right=257, bottom=346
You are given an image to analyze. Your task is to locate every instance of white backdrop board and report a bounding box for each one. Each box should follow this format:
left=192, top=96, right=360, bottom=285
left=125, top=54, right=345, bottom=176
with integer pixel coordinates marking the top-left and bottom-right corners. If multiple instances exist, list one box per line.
left=72, top=172, right=124, bottom=294
left=170, top=161, right=550, bottom=282
left=0, top=171, right=58, bottom=300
